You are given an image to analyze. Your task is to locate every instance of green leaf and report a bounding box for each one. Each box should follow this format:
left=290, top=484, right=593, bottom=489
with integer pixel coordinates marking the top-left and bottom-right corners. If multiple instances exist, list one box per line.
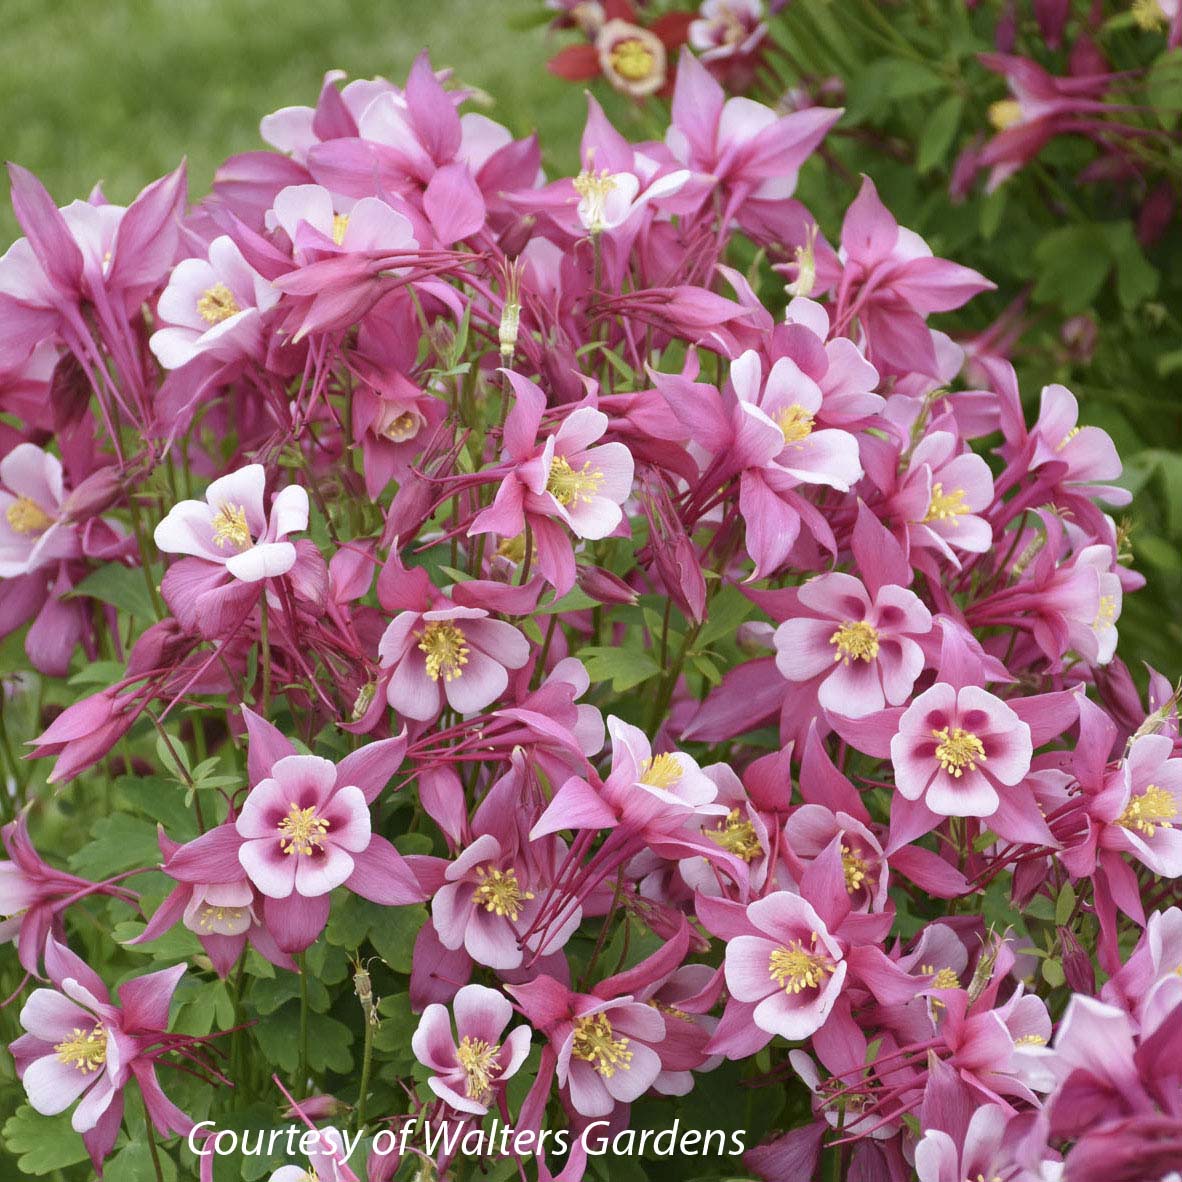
left=71, top=562, right=156, bottom=620
left=2, top=1105, right=90, bottom=1174
left=1148, top=48, right=1182, bottom=127
left=69, top=813, right=161, bottom=878
left=1032, top=224, right=1111, bottom=315
left=106, top=1140, right=178, bottom=1181
left=1055, top=882, right=1076, bottom=927
left=697, top=585, right=755, bottom=649
left=254, top=1006, right=353, bottom=1073
left=1041, top=957, right=1066, bottom=988
left=1102, top=221, right=1159, bottom=309
left=579, top=646, right=660, bottom=692
left=370, top=904, right=428, bottom=973
left=917, top=95, right=963, bottom=174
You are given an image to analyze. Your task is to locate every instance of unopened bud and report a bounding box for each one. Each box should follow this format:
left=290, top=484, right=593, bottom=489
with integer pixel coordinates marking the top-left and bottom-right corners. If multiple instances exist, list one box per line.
left=576, top=564, right=638, bottom=606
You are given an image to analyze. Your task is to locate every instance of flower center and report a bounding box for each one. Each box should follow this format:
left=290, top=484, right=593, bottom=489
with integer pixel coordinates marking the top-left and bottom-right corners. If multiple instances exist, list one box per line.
left=382, top=410, right=420, bottom=442
left=768, top=935, right=835, bottom=994
left=775, top=403, right=815, bottom=445
left=1014, top=1033, right=1047, bottom=1046
left=196, top=282, right=241, bottom=325
left=194, top=904, right=250, bottom=932
left=1093, top=594, right=1118, bottom=629
left=278, top=803, right=330, bottom=857
left=1133, top=0, right=1167, bottom=30
left=610, top=37, right=656, bottom=82
left=210, top=502, right=252, bottom=550
left=456, top=1035, right=501, bottom=1104
left=987, top=99, right=1022, bottom=131
left=418, top=621, right=469, bottom=682
left=331, top=213, right=350, bottom=246
left=922, top=964, right=960, bottom=990
left=1117, top=784, right=1177, bottom=838
left=932, top=726, right=987, bottom=777
left=55, top=1024, right=107, bottom=1075
left=706, top=808, right=762, bottom=861
left=573, top=168, right=618, bottom=233
left=546, top=455, right=604, bottom=507
left=5, top=495, right=53, bottom=536
left=571, top=1013, right=633, bottom=1078
left=841, top=844, right=869, bottom=894
left=924, top=482, right=968, bottom=524
left=471, top=865, right=533, bottom=921
left=639, top=752, right=682, bottom=789
left=829, top=620, right=880, bottom=664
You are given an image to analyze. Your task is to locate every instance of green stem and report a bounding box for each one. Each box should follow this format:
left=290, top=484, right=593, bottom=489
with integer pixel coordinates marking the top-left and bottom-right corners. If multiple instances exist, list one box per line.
left=298, top=952, right=310, bottom=1099
left=356, top=1010, right=375, bottom=1133
left=145, top=1119, right=165, bottom=1182
left=259, top=593, right=272, bottom=713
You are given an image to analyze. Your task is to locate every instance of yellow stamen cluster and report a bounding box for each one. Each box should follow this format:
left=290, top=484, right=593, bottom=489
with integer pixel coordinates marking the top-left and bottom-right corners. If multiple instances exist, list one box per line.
left=456, top=1035, right=501, bottom=1104
left=54, top=1024, right=107, bottom=1075
left=987, top=99, right=1022, bottom=131
left=211, top=502, right=252, bottom=549
left=1117, top=784, right=1177, bottom=838
left=639, top=752, right=683, bottom=789
left=1094, top=594, right=1118, bottom=629
left=418, top=621, right=469, bottom=682
left=706, top=809, right=762, bottom=862
left=829, top=620, right=880, bottom=664
left=1133, top=0, right=1167, bottom=30
left=331, top=213, right=350, bottom=246
left=5, top=496, right=53, bottom=536
left=573, top=169, right=618, bottom=205
left=924, top=482, right=969, bottom=524
left=195, top=904, right=249, bottom=932
left=1014, top=1033, right=1047, bottom=1047
left=932, top=727, right=987, bottom=778
left=471, top=866, right=533, bottom=921
left=768, top=934, right=834, bottom=994
left=546, top=455, right=604, bottom=507
left=775, top=403, right=815, bottom=445
left=841, top=844, right=869, bottom=894
left=382, top=411, right=420, bottom=443
left=278, top=803, right=330, bottom=857
left=922, top=964, right=961, bottom=991
left=609, top=38, right=656, bottom=82
left=571, top=1013, right=633, bottom=1078
left=196, top=282, right=241, bottom=325
left=1056, top=426, right=1081, bottom=452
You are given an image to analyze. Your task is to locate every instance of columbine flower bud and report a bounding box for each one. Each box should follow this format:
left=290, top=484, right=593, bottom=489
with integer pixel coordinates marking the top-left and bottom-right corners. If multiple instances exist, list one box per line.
left=785, top=222, right=819, bottom=298
left=499, top=259, right=523, bottom=364
left=576, top=564, right=638, bottom=606
left=61, top=465, right=123, bottom=521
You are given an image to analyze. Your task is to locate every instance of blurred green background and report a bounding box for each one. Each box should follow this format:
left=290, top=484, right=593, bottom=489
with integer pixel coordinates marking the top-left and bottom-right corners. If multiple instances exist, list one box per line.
left=0, top=0, right=583, bottom=243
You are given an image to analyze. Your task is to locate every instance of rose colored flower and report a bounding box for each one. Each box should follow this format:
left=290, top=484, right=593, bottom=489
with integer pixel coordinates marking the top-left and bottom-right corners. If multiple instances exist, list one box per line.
left=269, top=183, right=416, bottom=261
left=378, top=602, right=530, bottom=721
left=774, top=571, right=931, bottom=717
left=891, top=683, right=1033, bottom=817
left=268, top=1127, right=359, bottom=1182
left=153, top=463, right=309, bottom=582
left=723, top=891, right=847, bottom=1041
left=689, top=0, right=766, bottom=62
left=411, top=984, right=531, bottom=1114
left=150, top=234, right=280, bottom=369
left=896, top=431, right=995, bottom=561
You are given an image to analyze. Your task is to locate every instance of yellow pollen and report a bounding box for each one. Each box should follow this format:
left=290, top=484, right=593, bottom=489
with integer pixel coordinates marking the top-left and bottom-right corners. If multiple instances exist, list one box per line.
left=923, top=964, right=960, bottom=990
left=546, top=455, right=604, bottom=507
left=768, top=935, right=834, bottom=994
left=924, top=483, right=969, bottom=524
left=829, top=620, right=880, bottom=664
left=210, top=502, right=252, bottom=550
left=1094, top=594, right=1117, bottom=629
left=571, top=1013, right=633, bottom=1078
left=988, top=99, right=1022, bottom=131
left=932, top=727, right=987, bottom=778
left=54, top=1025, right=107, bottom=1075
left=841, top=844, right=869, bottom=894
left=706, top=809, right=762, bottom=861
left=277, top=803, right=330, bottom=857
left=382, top=411, right=419, bottom=442
left=1133, top=0, right=1168, bottom=30
left=775, top=403, right=815, bottom=445
left=1056, top=426, right=1081, bottom=452
left=497, top=533, right=531, bottom=564
left=196, top=282, right=241, bottom=325
left=639, top=752, right=682, bottom=790
left=1117, top=784, right=1177, bottom=838
left=5, top=496, right=53, bottom=536
left=1014, top=1033, right=1047, bottom=1046
left=610, top=38, right=656, bottom=82
left=331, top=213, right=350, bottom=246
left=573, top=168, right=618, bottom=205
left=455, top=1035, right=501, bottom=1104
left=196, top=904, right=249, bottom=931
left=471, top=866, right=533, bottom=920
left=418, top=621, right=469, bottom=682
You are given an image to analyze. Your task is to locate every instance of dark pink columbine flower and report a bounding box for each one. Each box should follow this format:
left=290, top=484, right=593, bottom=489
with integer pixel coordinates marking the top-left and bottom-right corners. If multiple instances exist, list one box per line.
left=11, top=936, right=193, bottom=1170
left=468, top=371, right=634, bottom=595
left=411, top=984, right=531, bottom=1115
left=891, top=683, right=1033, bottom=818
left=774, top=571, right=931, bottom=718
left=268, top=1127, right=360, bottom=1182
left=783, top=805, right=889, bottom=914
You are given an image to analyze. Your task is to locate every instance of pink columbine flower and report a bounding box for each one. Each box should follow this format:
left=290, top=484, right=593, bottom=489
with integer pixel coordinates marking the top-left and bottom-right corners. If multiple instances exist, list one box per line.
left=236, top=755, right=373, bottom=899
left=722, top=891, right=847, bottom=1041
left=1095, top=734, right=1182, bottom=879
left=11, top=936, right=192, bottom=1170
left=469, top=371, right=634, bottom=595
left=0, top=443, right=80, bottom=577
left=689, top=0, right=766, bottom=62
left=411, top=984, right=531, bottom=1115
left=891, top=683, right=1033, bottom=817
left=149, top=234, right=280, bottom=370
left=153, top=463, right=309, bottom=583
left=774, top=571, right=931, bottom=717
left=268, top=183, right=417, bottom=261
left=378, top=601, right=530, bottom=721
left=269, top=1127, right=359, bottom=1182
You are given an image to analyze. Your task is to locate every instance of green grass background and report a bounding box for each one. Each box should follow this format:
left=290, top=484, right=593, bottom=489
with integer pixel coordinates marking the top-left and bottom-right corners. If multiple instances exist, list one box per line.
left=0, top=0, right=584, bottom=241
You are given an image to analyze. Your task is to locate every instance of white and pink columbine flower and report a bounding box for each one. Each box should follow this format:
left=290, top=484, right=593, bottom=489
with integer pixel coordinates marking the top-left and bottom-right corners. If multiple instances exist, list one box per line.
left=268, top=183, right=417, bottom=261
left=236, top=754, right=372, bottom=898
left=378, top=602, right=530, bottom=721
left=1097, top=733, right=1182, bottom=879
left=723, top=891, right=847, bottom=1041
left=0, top=443, right=80, bottom=577
left=897, top=431, right=994, bottom=561
left=149, top=234, right=280, bottom=370
left=411, top=984, right=531, bottom=1115
left=773, top=571, right=932, bottom=717
left=689, top=0, right=767, bottom=62
left=153, top=463, right=309, bottom=583
left=890, top=683, right=1033, bottom=818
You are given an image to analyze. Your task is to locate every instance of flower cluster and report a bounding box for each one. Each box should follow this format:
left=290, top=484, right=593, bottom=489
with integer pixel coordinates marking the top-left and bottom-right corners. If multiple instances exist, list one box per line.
left=0, top=25, right=1180, bottom=1182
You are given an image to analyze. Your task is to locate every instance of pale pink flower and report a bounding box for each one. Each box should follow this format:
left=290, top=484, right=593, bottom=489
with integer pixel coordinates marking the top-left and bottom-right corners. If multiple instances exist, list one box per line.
left=0, top=443, right=79, bottom=577
left=689, top=0, right=766, bottom=61
left=268, top=183, right=416, bottom=260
